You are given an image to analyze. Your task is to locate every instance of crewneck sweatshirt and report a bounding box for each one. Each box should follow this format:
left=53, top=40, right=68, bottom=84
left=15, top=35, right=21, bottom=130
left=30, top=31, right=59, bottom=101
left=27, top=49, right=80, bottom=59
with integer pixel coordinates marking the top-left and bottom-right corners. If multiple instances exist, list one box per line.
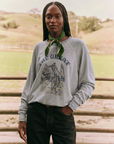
left=18, top=37, right=95, bottom=121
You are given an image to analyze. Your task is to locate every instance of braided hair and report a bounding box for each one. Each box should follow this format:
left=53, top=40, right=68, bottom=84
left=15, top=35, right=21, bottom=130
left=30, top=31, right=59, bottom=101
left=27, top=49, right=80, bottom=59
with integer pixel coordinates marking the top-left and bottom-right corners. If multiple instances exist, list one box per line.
left=42, top=1, right=71, bottom=41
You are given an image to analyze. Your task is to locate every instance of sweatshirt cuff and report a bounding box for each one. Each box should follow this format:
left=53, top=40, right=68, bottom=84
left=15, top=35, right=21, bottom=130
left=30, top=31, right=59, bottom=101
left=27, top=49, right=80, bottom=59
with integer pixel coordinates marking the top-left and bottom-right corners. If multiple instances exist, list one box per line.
left=19, top=113, right=26, bottom=122
left=68, top=99, right=79, bottom=111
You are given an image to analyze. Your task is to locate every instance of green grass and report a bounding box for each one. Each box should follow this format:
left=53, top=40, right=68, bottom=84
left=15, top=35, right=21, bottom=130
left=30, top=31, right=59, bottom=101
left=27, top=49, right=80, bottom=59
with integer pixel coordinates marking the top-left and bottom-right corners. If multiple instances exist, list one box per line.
left=0, top=51, right=32, bottom=76
left=0, top=51, right=114, bottom=78
left=90, top=54, right=114, bottom=78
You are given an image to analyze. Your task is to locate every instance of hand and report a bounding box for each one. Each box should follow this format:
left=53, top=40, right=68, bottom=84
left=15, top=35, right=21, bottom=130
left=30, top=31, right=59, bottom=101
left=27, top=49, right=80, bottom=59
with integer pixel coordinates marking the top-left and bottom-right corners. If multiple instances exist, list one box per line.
left=60, top=106, right=73, bottom=116
left=18, top=121, right=27, bottom=143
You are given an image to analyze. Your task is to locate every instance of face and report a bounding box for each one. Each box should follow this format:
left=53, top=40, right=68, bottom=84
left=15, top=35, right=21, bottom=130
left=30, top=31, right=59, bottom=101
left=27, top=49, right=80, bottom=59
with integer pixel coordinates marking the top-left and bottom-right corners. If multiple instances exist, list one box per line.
left=45, top=4, right=64, bottom=37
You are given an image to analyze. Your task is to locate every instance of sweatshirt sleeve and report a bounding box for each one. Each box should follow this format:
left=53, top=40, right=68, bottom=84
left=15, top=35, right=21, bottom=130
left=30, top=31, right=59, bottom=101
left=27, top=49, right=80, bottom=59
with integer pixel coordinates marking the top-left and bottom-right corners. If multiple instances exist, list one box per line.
left=68, top=40, right=95, bottom=111
left=18, top=47, right=37, bottom=121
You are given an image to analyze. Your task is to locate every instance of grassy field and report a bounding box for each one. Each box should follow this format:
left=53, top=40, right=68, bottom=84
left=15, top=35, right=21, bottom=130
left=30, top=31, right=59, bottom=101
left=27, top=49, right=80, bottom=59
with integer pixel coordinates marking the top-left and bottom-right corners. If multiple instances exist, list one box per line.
left=0, top=51, right=114, bottom=95
left=91, top=54, right=114, bottom=78
left=0, top=51, right=32, bottom=76
left=0, top=51, right=114, bottom=77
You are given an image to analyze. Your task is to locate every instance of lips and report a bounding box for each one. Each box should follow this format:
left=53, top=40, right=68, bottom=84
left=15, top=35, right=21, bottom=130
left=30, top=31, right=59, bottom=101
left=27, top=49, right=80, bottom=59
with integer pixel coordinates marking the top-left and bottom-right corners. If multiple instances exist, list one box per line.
left=50, top=25, right=57, bottom=28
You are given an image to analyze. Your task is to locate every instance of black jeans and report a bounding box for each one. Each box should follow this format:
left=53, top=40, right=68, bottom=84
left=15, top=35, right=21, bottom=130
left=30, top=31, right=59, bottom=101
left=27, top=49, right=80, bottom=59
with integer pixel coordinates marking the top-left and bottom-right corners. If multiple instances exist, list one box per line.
left=27, top=102, right=76, bottom=144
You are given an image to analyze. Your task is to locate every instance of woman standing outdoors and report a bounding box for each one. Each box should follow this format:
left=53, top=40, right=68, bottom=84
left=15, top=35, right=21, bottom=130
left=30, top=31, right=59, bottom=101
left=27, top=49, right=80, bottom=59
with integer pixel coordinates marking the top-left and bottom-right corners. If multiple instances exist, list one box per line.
left=18, top=1, right=95, bottom=144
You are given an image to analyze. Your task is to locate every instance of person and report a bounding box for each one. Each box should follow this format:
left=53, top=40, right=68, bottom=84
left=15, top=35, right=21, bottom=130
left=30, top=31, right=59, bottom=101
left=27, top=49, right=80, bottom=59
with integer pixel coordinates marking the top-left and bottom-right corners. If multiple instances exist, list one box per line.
left=18, top=1, right=95, bottom=144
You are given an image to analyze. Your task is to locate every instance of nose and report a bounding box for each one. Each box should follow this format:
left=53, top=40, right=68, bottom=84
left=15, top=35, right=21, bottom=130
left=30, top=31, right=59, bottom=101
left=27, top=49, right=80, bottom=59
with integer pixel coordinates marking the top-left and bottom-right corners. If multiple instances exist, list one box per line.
left=51, top=17, right=56, bottom=22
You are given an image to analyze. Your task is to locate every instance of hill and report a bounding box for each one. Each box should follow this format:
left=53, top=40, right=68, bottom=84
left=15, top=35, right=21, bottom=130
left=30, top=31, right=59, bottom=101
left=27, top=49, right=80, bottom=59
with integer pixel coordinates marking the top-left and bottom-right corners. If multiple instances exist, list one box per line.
left=0, top=10, right=8, bottom=14
left=0, top=12, right=114, bottom=53
left=81, top=21, right=114, bottom=53
left=0, top=12, right=79, bottom=48
left=0, top=13, right=43, bottom=47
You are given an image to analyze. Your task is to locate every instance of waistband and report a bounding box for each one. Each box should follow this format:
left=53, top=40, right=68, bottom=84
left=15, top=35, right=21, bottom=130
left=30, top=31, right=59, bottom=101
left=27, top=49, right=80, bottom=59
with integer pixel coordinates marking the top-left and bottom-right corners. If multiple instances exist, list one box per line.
left=28, top=102, right=63, bottom=108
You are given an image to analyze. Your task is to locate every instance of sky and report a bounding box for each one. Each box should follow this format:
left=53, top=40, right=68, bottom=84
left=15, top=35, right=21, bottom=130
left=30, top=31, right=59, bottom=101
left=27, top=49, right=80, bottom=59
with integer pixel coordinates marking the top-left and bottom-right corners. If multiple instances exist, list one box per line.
left=0, top=0, right=114, bottom=21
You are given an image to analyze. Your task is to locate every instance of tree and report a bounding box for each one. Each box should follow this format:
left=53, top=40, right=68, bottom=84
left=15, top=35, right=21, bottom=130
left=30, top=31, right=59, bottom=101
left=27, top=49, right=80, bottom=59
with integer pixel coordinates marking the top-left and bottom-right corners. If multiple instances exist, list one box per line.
left=28, top=8, right=40, bottom=19
left=78, top=16, right=102, bottom=33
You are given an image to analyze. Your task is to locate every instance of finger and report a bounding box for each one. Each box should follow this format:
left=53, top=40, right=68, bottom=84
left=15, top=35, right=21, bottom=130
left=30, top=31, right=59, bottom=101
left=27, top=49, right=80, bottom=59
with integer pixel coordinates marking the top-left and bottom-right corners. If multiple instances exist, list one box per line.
left=24, top=124, right=27, bottom=135
left=19, top=128, right=24, bottom=139
left=23, top=126, right=27, bottom=142
left=18, top=128, right=22, bottom=138
left=24, top=134, right=27, bottom=143
left=20, top=128, right=27, bottom=142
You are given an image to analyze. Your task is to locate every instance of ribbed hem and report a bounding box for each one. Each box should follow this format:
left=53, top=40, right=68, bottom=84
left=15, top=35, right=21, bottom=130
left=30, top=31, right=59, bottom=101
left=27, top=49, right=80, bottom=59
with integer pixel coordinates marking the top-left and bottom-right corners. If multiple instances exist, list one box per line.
left=68, top=100, right=79, bottom=111
left=19, top=113, right=26, bottom=122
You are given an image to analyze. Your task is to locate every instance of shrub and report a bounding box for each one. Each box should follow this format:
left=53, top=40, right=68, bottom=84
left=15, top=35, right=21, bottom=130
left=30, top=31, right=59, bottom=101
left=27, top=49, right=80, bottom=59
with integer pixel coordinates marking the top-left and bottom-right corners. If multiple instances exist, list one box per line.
left=3, top=20, right=19, bottom=29
left=0, top=16, right=5, bottom=20
left=78, top=16, right=103, bottom=33
left=102, top=18, right=113, bottom=23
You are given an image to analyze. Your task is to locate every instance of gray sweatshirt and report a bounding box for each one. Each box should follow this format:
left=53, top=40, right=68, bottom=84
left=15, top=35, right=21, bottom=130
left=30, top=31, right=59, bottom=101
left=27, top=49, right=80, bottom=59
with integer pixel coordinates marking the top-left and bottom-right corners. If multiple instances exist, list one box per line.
left=18, top=37, right=95, bottom=121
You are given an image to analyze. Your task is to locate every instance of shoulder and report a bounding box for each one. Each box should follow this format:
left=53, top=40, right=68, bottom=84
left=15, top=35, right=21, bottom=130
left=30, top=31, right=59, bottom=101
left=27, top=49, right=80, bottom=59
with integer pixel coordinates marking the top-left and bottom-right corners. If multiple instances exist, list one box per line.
left=68, top=37, right=86, bottom=47
left=68, top=37, right=91, bottom=62
left=31, top=41, right=48, bottom=58
left=34, top=41, right=47, bottom=49
left=67, top=37, right=88, bottom=53
left=33, top=41, right=48, bottom=52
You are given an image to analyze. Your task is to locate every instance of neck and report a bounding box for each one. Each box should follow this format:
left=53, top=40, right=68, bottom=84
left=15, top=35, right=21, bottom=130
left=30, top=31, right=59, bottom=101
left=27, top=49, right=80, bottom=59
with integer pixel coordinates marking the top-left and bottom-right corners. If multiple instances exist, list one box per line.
left=48, top=30, right=67, bottom=42
left=50, top=30, right=63, bottom=39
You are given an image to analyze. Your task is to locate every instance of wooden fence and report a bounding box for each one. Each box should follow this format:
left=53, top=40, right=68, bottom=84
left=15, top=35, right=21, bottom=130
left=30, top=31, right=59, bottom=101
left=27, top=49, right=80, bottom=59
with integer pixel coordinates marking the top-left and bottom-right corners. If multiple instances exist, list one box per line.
left=0, top=44, right=114, bottom=54
left=0, top=44, right=34, bottom=50
left=0, top=77, right=114, bottom=144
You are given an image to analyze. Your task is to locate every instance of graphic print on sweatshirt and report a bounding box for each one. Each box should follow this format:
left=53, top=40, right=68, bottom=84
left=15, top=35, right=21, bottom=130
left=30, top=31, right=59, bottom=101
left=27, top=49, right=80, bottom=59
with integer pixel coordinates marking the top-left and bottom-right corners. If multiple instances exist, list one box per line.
left=40, top=63, right=65, bottom=95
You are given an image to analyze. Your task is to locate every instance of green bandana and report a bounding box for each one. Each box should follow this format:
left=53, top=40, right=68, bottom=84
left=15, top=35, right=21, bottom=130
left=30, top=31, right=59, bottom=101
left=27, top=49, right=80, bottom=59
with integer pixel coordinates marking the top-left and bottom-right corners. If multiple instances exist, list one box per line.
left=45, top=31, right=65, bottom=59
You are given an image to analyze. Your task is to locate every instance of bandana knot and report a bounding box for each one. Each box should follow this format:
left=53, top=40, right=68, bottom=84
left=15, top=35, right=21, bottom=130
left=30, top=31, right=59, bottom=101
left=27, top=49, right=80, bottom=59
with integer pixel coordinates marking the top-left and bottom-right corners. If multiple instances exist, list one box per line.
left=45, top=31, right=65, bottom=59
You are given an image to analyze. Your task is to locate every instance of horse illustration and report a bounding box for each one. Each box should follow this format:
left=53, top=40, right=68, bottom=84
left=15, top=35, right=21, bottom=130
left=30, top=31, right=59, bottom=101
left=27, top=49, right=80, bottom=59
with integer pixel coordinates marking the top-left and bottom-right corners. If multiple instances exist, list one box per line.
left=41, top=63, right=60, bottom=93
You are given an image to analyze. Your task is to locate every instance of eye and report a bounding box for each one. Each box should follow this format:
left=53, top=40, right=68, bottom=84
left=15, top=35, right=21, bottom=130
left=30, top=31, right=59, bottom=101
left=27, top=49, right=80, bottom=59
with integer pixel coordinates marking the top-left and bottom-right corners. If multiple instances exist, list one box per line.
left=46, top=15, right=52, bottom=19
left=55, top=15, right=60, bottom=19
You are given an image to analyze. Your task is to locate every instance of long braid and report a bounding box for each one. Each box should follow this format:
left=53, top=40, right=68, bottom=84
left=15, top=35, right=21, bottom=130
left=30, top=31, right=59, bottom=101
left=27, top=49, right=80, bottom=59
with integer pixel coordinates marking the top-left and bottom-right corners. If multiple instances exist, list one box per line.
left=54, top=2, right=71, bottom=36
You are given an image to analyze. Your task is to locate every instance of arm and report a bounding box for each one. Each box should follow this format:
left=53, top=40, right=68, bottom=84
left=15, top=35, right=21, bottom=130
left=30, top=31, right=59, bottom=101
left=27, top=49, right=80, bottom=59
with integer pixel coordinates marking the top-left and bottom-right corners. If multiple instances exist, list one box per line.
left=68, top=41, right=95, bottom=111
left=18, top=48, right=36, bottom=121
left=18, top=47, right=36, bottom=143
left=18, top=47, right=37, bottom=141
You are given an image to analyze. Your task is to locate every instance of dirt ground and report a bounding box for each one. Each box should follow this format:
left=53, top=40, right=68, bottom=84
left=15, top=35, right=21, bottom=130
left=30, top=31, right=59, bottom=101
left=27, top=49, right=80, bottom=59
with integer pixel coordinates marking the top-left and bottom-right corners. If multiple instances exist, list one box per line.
left=0, top=98, right=114, bottom=143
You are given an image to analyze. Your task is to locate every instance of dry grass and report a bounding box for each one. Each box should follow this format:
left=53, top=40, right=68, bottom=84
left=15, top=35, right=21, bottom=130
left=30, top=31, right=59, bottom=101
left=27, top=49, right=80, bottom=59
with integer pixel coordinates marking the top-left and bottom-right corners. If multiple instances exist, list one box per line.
left=0, top=13, right=43, bottom=45
left=81, top=21, right=114, bottom=47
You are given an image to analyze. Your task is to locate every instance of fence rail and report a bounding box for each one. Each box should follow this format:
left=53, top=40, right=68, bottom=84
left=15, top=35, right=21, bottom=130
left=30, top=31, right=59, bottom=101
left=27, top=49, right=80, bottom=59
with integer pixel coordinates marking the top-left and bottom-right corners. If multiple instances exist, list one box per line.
left=0, top=77, right=114, bottom=81
left=1, top=110, right=114, bottom=117
left=0, top=77, right=114, bottom=135
left=0, top=127, right=114, bottom=133
left=0, top=92, right=114, bottom=100
left=0, top=77, right=27, bottom=80
left=1, top=44, right=114, bottom=54
left=0, top=44, right=34, bottom=50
